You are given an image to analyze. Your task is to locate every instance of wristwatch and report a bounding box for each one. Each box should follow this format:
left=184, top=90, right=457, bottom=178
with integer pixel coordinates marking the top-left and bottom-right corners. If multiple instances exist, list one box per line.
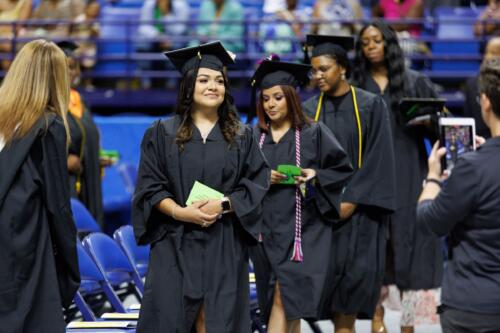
left=221, top=197, right=231, bottom=214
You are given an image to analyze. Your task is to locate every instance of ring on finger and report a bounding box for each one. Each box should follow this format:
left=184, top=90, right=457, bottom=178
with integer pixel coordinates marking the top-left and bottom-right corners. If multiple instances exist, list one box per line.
left=202, top=221, right=208, bottom=227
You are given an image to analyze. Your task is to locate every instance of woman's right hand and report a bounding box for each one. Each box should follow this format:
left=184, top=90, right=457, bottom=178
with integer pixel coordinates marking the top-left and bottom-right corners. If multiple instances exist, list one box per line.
left=176, top=200, right=219, bottom=228
left=271, top=170, right=287, bottom=185
left=67, top=154, right=82, bottom=174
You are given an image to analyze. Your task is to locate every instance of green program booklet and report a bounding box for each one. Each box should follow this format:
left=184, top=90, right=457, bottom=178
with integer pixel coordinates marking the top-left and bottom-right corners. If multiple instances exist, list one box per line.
left=277, top=164, right=302, bottom=185
left=186, top=181, right=224, bottom=206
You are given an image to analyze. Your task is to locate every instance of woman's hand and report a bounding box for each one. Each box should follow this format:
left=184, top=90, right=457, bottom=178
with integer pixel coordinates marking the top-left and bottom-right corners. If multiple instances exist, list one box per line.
left=271, top=170, right=287, bottom=184
left=198, top=199, right=223, bottom=216
left=176, top=200, right=219, bottom=228
left=295, top=168, right=316, bottom=184
left=427, top=141, right=447, bottom=180
left=475, top=135, right=486, bottom=148
left=67, top=154, right=82, bottom=174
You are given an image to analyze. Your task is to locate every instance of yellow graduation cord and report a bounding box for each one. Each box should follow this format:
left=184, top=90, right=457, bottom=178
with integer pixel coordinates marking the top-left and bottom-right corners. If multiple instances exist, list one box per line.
left=314, top=85, right=363, bottom=168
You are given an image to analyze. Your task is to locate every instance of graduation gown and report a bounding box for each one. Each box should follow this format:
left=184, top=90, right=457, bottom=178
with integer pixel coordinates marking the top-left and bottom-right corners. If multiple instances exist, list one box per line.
left=132, top=116, right=270, bottom=333
left=0, top=115, right=80, bottom=332
left=302, top=87, right=396, bottom=318
left=362, top=70, right=443, bottom=290
left=68, top=95, right=103, bottom=225
left=250, top=122, right=353, bottom=322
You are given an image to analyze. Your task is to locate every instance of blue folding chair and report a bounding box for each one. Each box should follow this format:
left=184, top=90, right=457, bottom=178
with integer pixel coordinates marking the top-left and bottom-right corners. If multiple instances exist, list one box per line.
left=113, top=225, right=149, bottom=283
left=83, top=233, right=145, bottom=299
left=76, top=242, right=129, bottom=316
left=71, top=198, right=102, bottom=236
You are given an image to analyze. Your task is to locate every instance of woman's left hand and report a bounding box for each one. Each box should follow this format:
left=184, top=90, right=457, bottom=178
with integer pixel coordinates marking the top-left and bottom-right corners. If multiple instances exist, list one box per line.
left=198, top=199, right=223, bottom=217
left=475, top=135, right=486, bottom=148
left=295, top=168, right=316, bottom=184
left=428, top=141, right=447, bottom=180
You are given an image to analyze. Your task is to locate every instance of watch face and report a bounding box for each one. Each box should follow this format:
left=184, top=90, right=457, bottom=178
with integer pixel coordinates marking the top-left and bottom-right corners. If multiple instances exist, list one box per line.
left=222, top=200, right=230, bottom=211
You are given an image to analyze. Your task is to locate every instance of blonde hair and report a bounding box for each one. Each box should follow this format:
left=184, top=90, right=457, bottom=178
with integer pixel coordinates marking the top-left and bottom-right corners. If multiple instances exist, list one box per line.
left=0, top=39, right=70, bottom=146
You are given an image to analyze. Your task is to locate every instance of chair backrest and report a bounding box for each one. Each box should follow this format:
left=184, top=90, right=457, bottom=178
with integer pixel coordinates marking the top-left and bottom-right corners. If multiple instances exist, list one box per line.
left=82, top=232, right=135, bottom=277
left=77, top=242, right=105, bottom=282
left=71, top=199, right=102, bottom=234
left=117, top=162, right=138, bottom=195
left=113, top=225, right=150, bottom=271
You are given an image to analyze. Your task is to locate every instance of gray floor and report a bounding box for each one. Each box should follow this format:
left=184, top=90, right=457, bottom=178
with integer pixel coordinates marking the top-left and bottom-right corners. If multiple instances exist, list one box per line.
left=301, top=308, right=442, bottom=333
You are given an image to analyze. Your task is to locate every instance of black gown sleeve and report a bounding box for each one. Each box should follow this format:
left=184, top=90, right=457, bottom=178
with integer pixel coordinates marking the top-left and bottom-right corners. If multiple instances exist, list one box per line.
left=415, top=73, right=438, bottom=99
left=132, top=121, right=176, bottom=245
left=313, top=122, right=353, bottom=220
left=342, top=96, right=396, bottom=212
left=41, top=116, right=80, bottom=309
left=227, top=126, right=270, bottom=241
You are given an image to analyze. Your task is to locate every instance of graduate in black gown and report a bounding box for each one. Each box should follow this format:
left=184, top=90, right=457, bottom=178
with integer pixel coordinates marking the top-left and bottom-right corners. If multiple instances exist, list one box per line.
left=132, top=41, right=270, bottom=333
left=249, top=60, right=353, bottom=332
left=352, top=21, right=442, bottom=333
left=57, top=41, right=104, bottom=225
left=302, top=35, right=396, bottom=333
left=0, top=40, right=80, bottom=333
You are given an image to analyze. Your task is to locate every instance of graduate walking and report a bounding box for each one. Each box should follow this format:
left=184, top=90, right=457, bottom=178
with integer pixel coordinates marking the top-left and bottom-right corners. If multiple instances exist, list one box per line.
left=352, top=20, right=443, bottom=333
left=249, top=60, right=353, bottom=333
left=132, top=41, right=270, bottom=333
left=302, top=35, right=397, bottom=333
left=0, top=40, right=80, bottom=333
left=57, top=40, right=104, bottom=225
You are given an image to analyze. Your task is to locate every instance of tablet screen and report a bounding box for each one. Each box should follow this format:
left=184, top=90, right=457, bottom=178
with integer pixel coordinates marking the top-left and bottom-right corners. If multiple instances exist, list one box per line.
left=441, top=124, right=474, bottom=172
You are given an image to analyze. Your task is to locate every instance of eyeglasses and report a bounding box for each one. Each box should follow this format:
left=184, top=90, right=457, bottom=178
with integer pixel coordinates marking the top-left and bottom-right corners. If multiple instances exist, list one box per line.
left=310, top=65, right=335, bottom=78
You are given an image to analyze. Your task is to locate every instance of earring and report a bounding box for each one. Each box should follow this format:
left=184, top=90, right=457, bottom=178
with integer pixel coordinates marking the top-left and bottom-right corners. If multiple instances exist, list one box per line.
left=341, top=73, right=346, bottom=81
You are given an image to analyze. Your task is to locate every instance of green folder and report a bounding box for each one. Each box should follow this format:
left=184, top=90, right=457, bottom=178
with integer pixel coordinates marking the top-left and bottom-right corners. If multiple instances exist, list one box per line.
left=186, top=181, right=224, bottom=206
left=277, top=164, right=302, bottom=185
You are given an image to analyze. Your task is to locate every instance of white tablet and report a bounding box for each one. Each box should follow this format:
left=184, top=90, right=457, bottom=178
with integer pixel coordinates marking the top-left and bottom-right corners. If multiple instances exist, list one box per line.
left=439, top=117, right=476, bottom=173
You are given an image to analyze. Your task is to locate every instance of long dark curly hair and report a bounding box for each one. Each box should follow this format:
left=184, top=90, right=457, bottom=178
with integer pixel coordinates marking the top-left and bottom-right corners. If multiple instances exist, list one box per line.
left=352, top=20, right=406, bottom=119
left=175, top=68, right=241, bottom=148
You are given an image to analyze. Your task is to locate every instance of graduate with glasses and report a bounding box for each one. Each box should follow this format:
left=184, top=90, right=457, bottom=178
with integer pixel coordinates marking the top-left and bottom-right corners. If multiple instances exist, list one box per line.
left=132, top=41, right=270, bottom=333
left=302, top=35, right=396, bottom=333
left=250, top=59, right=353, bottom=333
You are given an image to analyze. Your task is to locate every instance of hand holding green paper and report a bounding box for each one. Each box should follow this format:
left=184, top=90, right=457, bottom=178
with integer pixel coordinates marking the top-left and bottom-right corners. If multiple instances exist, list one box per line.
left=275, top=165, right=316, bottom=185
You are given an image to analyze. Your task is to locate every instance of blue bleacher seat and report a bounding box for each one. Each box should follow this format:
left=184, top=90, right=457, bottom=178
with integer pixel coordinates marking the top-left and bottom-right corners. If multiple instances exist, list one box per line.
left=432, top=6, right=481, bottom=72
left=95, top=6, right=141, bottom=73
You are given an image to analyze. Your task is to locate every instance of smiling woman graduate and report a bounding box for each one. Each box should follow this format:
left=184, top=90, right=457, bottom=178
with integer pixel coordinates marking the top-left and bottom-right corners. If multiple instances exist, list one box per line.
left=250, top=60, right=353, bottom=332
left=132, top=41, right=270, bottom=333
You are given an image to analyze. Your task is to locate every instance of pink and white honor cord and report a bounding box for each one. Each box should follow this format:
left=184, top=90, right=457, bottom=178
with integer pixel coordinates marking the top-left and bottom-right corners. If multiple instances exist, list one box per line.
left=259, top=128, right=303, bottom=262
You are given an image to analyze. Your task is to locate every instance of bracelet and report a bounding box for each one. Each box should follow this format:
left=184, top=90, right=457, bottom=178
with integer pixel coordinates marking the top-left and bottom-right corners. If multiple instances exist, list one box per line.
left=172, top=205, right=177, bottom=220
left=423, top=178, right=442, bottom=188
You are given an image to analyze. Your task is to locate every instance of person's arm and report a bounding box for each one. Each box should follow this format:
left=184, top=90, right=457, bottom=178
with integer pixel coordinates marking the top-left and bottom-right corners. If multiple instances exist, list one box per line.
left=310, top=0, right=323, bottom=34
left=138, top=0, right=159, bottom=39
left=417, top=141, right=478, bottom=236
left=341, top=96, right=396, bottom=217
left=211, top=126, right=270, bottom=241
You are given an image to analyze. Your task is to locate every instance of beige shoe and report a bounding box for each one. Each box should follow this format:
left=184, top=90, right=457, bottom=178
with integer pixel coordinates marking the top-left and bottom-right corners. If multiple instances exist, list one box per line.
left=334, top=313, right=356, bottom=333
left=401, top=326, right=414, bottom=333
left=371, top=305, right=387, bottom=333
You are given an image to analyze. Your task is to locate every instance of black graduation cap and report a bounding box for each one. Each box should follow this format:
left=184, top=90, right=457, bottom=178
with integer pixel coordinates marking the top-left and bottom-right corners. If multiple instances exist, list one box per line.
left=251, top=60, right=311, bottom=89
left=56, top=40, right=79, bottom=57
left=306, top=34, right=355, bottom=58
left=399, top=97, right=446, bottom=125
left=164, top=41, right=236, bottom=75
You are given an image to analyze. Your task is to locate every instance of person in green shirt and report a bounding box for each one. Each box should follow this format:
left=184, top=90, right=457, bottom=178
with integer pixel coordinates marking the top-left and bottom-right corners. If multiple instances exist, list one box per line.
left=192, top=0, right=245, bottom=53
